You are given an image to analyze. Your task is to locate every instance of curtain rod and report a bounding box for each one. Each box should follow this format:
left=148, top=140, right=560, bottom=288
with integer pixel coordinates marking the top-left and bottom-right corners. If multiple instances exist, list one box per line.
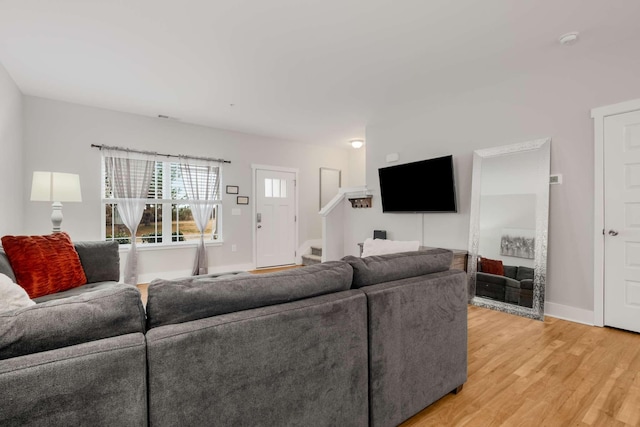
left=90, top=144, right=231, bottom=164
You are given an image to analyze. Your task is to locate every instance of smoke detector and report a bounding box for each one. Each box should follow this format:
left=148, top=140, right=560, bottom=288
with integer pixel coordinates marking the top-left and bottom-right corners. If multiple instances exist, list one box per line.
left=559, top=32, right=579, bottom=46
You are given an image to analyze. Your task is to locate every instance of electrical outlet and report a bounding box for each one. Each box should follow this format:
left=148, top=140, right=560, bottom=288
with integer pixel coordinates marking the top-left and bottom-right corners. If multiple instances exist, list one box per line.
left=231, top=244, right=237, bottom=252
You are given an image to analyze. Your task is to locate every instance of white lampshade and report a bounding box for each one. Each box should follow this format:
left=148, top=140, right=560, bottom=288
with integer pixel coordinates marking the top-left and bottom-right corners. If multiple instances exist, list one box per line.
left=31, top=171, right=82, bottom=202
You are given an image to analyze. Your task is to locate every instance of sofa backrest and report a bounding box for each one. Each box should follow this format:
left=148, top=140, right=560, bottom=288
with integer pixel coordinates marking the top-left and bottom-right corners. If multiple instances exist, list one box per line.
left=343, top=249, right=453, bottom=288
left=0, top=240, right=120, bottom=285
left=146, top=261, right=354, bottom=329
left=0, top=250, right=16, bottom=282
left=503, top=265, right=534, bottom=281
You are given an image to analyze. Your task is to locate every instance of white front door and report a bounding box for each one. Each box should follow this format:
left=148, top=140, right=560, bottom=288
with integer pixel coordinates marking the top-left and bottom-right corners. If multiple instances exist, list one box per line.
left=604, top=110, right=640, bottom=333
left=255, top=169, right=296, bottom=268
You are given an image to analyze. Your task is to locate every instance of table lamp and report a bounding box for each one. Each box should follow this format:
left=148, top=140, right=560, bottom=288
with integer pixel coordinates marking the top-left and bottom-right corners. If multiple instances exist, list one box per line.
left=30, top=171, right=82, bottom=233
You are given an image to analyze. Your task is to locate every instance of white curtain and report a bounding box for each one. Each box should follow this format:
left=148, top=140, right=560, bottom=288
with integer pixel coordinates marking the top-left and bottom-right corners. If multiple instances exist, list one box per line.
left=103, top=148, right=156, bottom=285
left=179, top=156, right=220, bottom=275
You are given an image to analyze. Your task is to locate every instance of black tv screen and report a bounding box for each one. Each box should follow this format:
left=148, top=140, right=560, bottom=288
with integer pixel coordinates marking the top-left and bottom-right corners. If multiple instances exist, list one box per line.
left=378, top=155, right=457, bottom=213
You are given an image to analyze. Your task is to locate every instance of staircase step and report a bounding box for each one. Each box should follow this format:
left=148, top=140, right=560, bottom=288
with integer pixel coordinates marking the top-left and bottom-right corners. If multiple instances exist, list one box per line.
left=302, top=254, right=322, bottom=266
left=310, top=246, right=323, bottom=257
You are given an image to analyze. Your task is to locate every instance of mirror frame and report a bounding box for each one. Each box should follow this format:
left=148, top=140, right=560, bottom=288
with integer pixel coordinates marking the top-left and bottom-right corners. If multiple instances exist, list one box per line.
left=467, top=137, right=551, bottom=320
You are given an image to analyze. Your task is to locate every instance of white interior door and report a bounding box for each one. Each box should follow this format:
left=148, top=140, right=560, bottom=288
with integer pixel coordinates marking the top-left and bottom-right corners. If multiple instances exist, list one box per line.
left=256, top=169, right=296, bottom=268
left=604, top=110, right=640, bottom=333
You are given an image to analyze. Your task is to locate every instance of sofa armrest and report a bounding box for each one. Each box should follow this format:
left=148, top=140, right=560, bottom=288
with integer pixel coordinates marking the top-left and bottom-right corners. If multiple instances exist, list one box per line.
left=0, top=333, right=147, bottom=426
left=360, top=270, right=467, bottom=426
left=476, top=272, right=506, bottom=285
left=477, top=272, right=521, bottom=288
left=520, top=278, right=534, bottom=290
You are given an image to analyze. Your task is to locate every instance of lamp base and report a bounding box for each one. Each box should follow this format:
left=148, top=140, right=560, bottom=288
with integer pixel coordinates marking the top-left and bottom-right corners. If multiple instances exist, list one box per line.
left=51, top=202, right=63, bottom=233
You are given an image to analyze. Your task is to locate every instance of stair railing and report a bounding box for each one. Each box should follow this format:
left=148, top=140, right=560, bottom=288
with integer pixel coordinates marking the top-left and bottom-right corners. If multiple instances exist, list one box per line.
left=319, top=186, right=369, bottom=262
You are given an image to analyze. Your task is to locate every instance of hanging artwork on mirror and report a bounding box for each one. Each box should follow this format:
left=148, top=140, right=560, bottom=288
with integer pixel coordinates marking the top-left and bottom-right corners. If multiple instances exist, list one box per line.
left=500, top=228, right=535, bottom=259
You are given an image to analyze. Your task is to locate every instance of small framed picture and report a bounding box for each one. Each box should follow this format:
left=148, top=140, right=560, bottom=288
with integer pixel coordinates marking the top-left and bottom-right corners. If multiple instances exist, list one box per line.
left=237, top=196, right=249, bottom=205
left=226, top=185, right=239, bottom=194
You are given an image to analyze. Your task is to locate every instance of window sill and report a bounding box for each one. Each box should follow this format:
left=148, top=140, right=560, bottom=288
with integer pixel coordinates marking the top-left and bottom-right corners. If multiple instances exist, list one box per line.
left=116, top=240, right=224, bottom=253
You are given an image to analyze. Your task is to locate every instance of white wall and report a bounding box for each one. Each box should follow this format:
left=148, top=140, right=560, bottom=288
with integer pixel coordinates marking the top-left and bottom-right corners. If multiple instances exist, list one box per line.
left=22, top=96, right=349, bottom=279
left=348, top=146, right=366, bottom=187
left=478, top=194, right=536, bottom=268
left=346, top=52, right=640, bottom=314
left=0, top=62, right=23, bottom=236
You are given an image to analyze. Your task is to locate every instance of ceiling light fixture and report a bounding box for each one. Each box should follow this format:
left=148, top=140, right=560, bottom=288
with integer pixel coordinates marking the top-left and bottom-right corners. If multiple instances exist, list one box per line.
left=559, top=32, right=579, bottom=46
left=350, top=139, right=364, bottom=149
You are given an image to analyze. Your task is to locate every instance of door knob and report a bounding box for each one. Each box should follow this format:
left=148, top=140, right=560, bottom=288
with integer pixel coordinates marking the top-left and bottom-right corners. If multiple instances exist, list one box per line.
left=608, top=229, right=619, bottom=236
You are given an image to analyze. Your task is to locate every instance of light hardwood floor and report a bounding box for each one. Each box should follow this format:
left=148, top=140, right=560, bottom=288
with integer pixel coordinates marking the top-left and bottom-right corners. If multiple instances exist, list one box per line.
left=403, top=305, right=640, bottom=427
left=248, top=265, right=302, bottom=274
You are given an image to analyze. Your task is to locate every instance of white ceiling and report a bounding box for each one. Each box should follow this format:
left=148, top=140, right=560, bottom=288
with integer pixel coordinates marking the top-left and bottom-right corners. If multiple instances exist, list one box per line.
left=1, top=0, right=639, bottom=148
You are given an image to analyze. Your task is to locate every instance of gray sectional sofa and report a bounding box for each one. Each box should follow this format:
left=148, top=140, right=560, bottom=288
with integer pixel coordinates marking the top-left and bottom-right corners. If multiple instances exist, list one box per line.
left=0, top=243, right=467, bottom=427
left=0, top=241, right=148, bottom=426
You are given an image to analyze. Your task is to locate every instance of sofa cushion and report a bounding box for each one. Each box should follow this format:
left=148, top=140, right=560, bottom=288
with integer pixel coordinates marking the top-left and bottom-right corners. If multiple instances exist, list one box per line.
left=74, top=240, right=120, bottom=283
left=146, top=261, right=354, bottom=329
left=503, top=265, right=518, bottom=279
left=1, top=232, right=87, bottom=298
left=516, top=266, right=534, bottom=281
left=0, top=250, right=17, bottom=283
left=343, top=249, right=453, bottom=289
left=33, top=281, right=122, bottom=303
left=0, top=284, right=145, bottom=360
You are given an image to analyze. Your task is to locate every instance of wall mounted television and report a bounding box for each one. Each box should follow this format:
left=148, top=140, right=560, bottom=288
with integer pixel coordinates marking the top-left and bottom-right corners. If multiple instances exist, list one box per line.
left=378, top=155, right=457, bottom=213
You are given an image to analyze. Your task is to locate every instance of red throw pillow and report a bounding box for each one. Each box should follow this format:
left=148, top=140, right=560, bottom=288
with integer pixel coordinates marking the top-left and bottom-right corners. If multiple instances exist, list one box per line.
left=1, top=232, right=87, bottom=298
left=481, top=258, right=504, bottom=276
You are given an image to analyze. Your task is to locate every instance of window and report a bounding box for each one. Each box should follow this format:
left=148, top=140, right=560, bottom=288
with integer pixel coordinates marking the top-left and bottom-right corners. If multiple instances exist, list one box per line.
left=264, top=178, right=287, bottom=198
left=103, top=160, right=222, bottom=245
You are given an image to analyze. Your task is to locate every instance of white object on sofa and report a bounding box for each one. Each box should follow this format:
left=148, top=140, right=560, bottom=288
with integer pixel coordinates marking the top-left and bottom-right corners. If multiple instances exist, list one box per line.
left=0, top=273, right=35, bottom=313
left=361, top=238, right=420, bottom=257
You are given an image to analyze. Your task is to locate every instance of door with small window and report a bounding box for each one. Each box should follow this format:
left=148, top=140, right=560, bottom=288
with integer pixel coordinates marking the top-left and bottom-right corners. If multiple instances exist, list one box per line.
left=256, top=169, right=296, bottom=268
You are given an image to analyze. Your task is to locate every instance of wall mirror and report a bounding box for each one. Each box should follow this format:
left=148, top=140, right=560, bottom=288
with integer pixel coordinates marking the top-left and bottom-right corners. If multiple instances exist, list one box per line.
left=319, top=167, right=341, bottom=209
left=467, top=138, right=550, bottom=320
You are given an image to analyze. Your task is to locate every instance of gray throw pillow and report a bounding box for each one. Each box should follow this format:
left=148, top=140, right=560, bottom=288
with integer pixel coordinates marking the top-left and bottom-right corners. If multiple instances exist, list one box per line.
left=503, top=265, right=517, bottom=279
left=74, top=241, right=120, bottom=283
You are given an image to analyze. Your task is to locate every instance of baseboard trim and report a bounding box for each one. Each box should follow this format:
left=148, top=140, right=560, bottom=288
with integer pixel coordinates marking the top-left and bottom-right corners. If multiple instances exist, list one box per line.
left=544, top=301, right=594, bottom=326
left=136, top=263, right=255, bottom=284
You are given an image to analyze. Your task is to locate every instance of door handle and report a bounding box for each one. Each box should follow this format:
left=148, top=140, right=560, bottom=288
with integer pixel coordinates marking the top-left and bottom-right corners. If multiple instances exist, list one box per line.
left=257, top=225, right=262, bottom=229
left=608, top=229, right=619, bottom=236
